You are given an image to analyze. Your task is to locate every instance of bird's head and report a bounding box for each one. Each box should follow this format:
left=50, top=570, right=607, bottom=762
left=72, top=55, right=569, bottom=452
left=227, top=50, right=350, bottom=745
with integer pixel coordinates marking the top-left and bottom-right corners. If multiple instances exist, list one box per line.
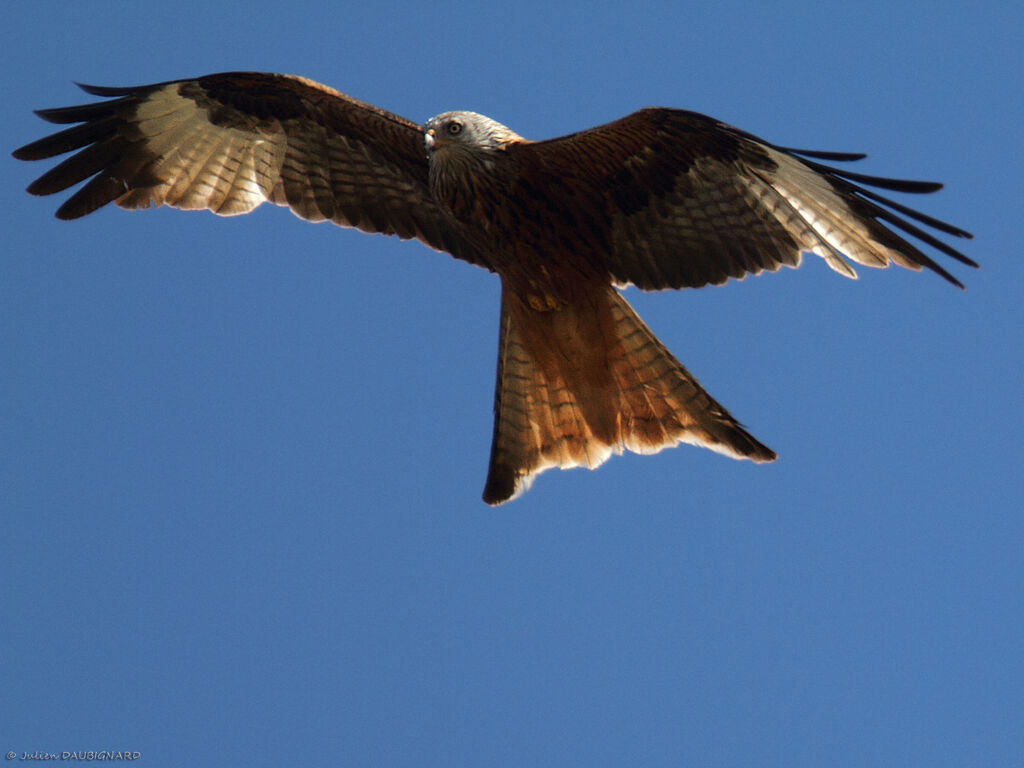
left=424, top=111, right=524, bottom=156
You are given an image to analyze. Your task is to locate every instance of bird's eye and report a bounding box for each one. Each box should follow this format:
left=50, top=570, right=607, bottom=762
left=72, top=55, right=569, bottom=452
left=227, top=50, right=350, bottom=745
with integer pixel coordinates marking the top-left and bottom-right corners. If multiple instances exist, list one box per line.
left=446, top=121, right=463, bottom=136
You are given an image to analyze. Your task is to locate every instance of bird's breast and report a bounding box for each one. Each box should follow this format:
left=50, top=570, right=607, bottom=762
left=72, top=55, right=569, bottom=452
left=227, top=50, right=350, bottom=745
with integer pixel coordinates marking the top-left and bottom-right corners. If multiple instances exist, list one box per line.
left=429, top=151, right=612, bottom=303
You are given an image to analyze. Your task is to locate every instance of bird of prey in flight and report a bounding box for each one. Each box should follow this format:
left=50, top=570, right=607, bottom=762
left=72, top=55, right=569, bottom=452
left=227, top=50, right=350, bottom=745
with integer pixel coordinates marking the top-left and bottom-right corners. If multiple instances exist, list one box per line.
left=13, top=72, right=976, bottom=504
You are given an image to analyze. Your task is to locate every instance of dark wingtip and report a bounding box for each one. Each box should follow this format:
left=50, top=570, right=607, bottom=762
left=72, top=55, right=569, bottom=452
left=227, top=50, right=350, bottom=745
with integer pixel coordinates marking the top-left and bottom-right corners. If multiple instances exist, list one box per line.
left=30, top=107, right=70, bottom=124
left=784, top=147, right=869, bottom=162
left=75, top=82, right=120, bottom=96
left=900, top=180, right=943, bottom=193
left=54, top=207, right=81, bottom=221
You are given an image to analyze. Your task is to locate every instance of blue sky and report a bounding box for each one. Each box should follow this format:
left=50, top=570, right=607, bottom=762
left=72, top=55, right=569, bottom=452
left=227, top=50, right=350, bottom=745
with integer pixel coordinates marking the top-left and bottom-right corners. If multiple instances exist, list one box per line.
left=3, top=2, right=1021, bottom=766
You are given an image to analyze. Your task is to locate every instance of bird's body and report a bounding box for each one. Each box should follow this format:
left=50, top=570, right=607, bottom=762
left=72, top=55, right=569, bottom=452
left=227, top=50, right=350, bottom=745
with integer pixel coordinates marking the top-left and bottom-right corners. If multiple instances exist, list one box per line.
left=422, top=110, right=780, bottom=500
left=13, top=72, right=976, bottom=503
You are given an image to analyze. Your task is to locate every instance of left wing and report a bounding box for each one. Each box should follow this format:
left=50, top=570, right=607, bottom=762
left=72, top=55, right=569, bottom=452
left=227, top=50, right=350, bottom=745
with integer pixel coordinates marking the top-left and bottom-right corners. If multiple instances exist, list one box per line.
left=524, top=108, right=975, bottom=289
left=12, top=72, right=488, bottom=269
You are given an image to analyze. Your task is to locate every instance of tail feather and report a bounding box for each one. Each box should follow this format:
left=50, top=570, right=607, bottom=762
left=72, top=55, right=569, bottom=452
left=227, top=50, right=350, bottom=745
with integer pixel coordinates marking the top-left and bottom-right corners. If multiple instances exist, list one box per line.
left=482, top=286, right=775, bottom=505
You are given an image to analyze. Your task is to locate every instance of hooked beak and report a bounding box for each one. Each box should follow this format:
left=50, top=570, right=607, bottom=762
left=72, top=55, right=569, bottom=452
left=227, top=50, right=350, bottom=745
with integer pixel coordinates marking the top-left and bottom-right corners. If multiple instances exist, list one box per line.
left=424, top=128, right=436, bottom=153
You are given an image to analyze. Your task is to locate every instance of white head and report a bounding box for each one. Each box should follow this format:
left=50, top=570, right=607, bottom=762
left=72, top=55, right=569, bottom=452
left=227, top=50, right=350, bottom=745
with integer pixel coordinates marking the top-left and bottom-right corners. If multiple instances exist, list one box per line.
left=424, top=111, right=524, bottom=155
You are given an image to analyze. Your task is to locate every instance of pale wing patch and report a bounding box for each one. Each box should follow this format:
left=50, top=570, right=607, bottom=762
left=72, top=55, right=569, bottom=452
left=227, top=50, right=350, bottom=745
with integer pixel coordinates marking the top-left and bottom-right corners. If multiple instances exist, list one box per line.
left=755, top=146, right=922, bottom=278
left=117, top=86, right=285, bottom=215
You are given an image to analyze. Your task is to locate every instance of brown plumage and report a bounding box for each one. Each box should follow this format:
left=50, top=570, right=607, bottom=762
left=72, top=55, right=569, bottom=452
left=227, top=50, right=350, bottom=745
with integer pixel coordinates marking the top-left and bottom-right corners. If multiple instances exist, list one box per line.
left=12, top=72, right=976, bottom=504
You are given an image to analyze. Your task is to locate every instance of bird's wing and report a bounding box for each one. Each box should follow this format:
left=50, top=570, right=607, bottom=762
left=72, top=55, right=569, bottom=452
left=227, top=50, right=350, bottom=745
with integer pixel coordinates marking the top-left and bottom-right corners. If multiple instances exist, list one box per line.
left=13, top=71, right=488, bottom=269
left=523, top=108, right=975, bottom=289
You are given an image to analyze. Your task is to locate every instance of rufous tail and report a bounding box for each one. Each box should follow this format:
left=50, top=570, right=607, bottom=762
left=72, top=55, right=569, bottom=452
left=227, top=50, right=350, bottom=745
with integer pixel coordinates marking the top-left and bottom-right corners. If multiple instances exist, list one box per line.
left=482, top=286, right=776, bottom=504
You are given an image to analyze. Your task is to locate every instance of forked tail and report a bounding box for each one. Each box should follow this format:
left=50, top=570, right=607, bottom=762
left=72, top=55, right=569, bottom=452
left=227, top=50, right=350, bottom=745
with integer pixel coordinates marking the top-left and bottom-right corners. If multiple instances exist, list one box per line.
left=482, top=286, right=776, bottom=504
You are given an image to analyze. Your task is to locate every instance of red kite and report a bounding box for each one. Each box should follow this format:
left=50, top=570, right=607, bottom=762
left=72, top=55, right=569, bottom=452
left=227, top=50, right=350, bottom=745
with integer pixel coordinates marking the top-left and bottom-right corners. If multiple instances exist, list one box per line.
left=13, top=72, right=975, bottom=503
